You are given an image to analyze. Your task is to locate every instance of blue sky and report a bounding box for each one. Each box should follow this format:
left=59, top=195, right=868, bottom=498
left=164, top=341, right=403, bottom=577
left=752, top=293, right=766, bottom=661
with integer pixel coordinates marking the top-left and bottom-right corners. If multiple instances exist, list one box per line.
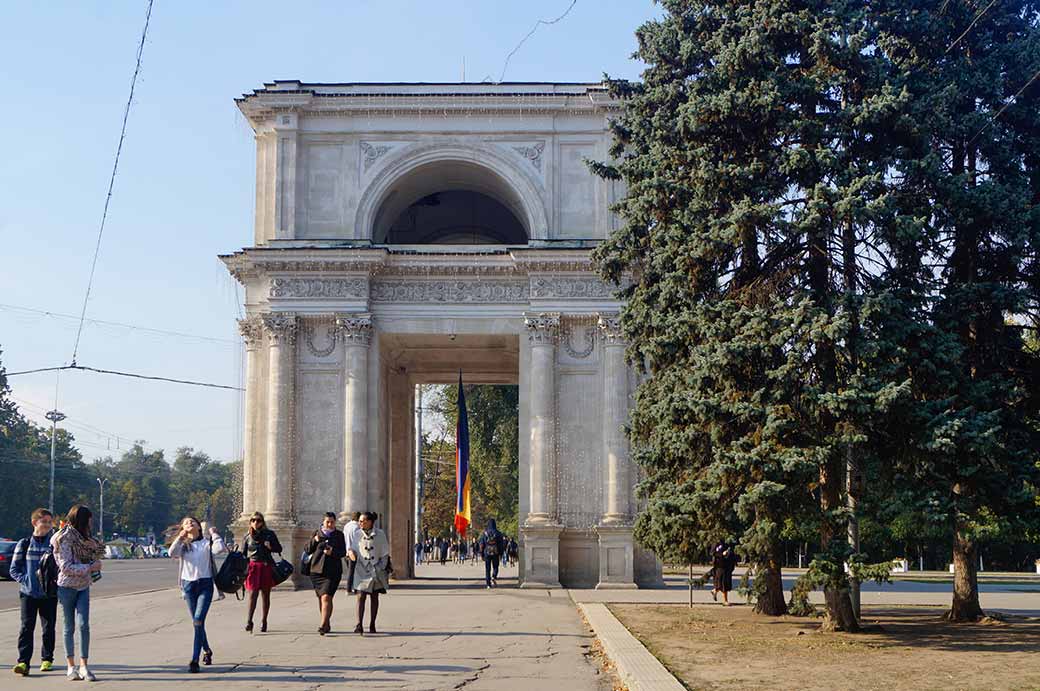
left=0, top=1, right=659, bottom=463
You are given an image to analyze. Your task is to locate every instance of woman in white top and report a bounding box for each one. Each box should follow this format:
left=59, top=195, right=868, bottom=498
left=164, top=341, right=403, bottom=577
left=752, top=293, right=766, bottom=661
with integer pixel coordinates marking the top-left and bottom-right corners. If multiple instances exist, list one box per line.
left=169, top=516, right=225, bottom=673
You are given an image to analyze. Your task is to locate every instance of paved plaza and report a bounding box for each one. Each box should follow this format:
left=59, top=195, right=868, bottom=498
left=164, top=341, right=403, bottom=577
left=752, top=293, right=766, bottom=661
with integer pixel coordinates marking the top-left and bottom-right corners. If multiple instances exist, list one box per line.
left=0, top=562, right=613, bottom=690
left=3, top=560, right=1038, bottom=689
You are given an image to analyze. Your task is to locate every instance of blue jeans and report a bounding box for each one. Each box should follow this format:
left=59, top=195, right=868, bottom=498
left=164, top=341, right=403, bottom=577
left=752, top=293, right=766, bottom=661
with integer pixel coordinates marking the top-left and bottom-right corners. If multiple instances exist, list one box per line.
left=182, top=578, right=213, bottom=663
left=57, top=586, right=90, bottom=660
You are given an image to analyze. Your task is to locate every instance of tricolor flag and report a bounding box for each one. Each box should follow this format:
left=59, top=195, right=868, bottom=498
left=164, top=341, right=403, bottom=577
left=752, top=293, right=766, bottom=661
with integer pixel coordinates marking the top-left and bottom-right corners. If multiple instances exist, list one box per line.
left=453, top=373, right=471, bottom=538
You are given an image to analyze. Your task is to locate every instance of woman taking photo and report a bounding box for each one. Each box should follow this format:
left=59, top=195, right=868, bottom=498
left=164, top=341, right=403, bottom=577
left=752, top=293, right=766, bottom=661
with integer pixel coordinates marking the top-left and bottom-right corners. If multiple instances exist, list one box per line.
left=305, top=512, right=346, bottom=635
left=351, top=511, right=390, bottom=635
left=242, top=511, right=281, bottom=632
left=170, top=516, right=226, bottom=672
left=51, top=505, right=104, bottom=682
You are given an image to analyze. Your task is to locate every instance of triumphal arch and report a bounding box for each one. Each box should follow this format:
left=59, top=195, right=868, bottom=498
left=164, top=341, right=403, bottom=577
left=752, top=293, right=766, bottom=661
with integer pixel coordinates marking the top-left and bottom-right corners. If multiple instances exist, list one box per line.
left=222, top=81, right=661, bottom=588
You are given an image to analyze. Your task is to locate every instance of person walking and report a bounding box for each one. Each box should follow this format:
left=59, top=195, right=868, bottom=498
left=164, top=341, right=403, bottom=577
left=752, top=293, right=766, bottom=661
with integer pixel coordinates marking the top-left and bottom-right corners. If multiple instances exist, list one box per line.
left=343, top=512, right=361, bottom=594
left=508, top=538, right=519, bottom=566
left=438, top=537, right=448, bottom=565
left=169, top=516, right=226, bottom=673
left=242, top=512, right=282, bottom=633
left=710, top=541, right=738, bottom=606
left=479, top=519, right=506, bottom=589
left=51, top=505, right=104, bottom=682
left=352, top=512, right=390, bottom=635
left=10, top=508, right=57, bottom=677
left=305, top=512, right=346, bottom=635
left=414, top=540, right=423, bottom=566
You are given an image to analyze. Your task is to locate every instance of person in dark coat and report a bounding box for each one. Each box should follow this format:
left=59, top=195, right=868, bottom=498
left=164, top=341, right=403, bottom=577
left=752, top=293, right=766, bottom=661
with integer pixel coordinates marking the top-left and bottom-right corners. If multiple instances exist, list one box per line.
left=242, top=512, right=282, bottom=632
left=305, top=512, right=347, bottom=635
left=478, top=519, right=506, bottom=588
left=710, top=541, right=739, bottom=606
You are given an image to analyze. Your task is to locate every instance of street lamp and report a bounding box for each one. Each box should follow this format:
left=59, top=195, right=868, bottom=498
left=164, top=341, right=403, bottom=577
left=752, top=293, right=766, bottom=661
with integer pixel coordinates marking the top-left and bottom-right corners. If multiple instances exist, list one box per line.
left=97, top=478, right=109, bottom=541
left=45, top=410, right=66, bottom=513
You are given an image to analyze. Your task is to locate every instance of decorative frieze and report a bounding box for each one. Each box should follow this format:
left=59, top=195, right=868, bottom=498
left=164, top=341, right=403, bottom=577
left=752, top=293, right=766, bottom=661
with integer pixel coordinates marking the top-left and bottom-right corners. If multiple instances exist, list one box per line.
left=371, top=279, right=529, bottom=304
left=270, top=277, right=368, bottom=300
left=260, top=313, right=298, bottom=344
left=334, top=314, right=373, bottom=346
left=524, top=312, right=561, bottom=346
left=530, top=276, right=615, bottom=300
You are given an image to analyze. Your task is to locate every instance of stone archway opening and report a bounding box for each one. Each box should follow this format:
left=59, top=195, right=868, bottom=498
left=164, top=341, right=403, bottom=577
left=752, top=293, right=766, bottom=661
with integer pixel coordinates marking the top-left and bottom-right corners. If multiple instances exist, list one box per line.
left=371, top=160, right=531, bottom=245
left=380, top=332, right=521, bottom=580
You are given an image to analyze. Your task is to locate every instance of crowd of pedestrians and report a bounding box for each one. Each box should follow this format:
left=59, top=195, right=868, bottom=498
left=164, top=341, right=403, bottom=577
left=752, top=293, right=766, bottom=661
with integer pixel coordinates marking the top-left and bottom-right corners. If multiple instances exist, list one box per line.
left=414, top=530, right=518, bottom=569
left=8, top=503, right=525, bottom=679
left=6, top=504, right=396, bottom=679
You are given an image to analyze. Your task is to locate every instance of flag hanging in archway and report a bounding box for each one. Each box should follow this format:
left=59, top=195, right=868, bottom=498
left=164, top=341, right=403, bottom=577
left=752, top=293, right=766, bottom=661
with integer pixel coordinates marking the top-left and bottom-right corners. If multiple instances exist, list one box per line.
left=454, top=373, right=471, bottom=538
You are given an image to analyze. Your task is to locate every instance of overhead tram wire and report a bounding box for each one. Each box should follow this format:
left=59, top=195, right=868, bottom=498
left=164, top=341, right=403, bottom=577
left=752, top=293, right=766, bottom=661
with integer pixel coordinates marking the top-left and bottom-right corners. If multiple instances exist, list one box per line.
left=6, top=364, right=243, bottom=391
left=69, top=0, right=155, bottom=366
left=495, top=0, right=578, bottom=83
left=0, top=303, right=237, bottom=346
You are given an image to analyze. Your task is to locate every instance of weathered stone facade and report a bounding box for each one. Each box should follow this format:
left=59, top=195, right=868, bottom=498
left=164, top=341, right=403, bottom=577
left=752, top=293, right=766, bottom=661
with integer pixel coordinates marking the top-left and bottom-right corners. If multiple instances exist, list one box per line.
left=222, top=82, right=661, bottom=588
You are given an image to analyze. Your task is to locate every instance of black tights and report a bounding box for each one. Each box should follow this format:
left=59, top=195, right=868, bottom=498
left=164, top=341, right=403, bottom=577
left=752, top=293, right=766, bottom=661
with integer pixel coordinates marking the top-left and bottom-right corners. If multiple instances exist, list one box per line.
left=247, top=588, right=271, bottom=625
left=356, top=592, right=379, bottom=628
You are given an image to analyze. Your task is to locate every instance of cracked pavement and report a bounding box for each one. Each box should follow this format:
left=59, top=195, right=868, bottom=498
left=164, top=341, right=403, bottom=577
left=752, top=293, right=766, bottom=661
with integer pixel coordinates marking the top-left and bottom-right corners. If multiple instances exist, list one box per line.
left=0, top=563, right=613, bottom=690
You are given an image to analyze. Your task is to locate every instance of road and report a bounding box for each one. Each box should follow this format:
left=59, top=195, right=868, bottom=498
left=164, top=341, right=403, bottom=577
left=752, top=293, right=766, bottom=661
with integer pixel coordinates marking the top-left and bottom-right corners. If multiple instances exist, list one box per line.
left=0, top=559, right=181, bottom=611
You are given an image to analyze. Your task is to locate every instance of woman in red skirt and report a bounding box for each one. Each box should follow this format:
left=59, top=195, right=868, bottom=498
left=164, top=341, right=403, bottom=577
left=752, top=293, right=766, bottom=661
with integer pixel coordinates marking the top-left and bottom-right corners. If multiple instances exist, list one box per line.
left=243, top=512, right=281, bottom=632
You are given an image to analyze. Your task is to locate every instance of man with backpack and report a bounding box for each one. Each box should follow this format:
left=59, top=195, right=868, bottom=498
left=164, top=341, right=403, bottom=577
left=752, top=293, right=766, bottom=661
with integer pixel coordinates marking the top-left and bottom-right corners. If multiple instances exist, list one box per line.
left=10, top=508, right=58, bottom=676
left=478, top=519, right=506, bottom=589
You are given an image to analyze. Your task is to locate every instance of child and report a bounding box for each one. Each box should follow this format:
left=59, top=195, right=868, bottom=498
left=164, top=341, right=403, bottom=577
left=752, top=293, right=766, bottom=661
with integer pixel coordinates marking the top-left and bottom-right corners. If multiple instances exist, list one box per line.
left=10, top=508, right=57, bottom=676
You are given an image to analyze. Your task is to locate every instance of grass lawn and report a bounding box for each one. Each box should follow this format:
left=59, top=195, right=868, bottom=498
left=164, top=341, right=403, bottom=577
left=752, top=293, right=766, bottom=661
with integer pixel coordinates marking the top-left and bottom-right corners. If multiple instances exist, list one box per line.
left=609, top=603, right=1040, bottom=691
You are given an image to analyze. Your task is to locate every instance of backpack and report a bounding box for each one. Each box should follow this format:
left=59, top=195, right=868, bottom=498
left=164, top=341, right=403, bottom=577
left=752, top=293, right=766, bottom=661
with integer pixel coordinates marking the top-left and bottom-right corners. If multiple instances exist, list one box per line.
left=483, top=532, right=500, bottom=557
left=37, top=550, right=59, bottom=598
left=215, top=548, right=249, bottom=597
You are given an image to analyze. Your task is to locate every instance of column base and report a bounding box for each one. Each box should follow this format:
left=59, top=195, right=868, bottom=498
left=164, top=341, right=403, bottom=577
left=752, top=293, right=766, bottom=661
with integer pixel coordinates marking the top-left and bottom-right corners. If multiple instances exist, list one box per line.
left=520, top=523, right=563, bottom=589
left=264, top=519, right=309, bottom=590
left=595, top=524, right=637, bottom=589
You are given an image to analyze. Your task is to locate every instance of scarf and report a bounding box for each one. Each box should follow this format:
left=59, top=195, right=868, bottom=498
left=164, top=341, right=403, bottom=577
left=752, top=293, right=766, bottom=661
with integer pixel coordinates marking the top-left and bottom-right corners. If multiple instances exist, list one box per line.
left=54, top=526, right=104, bottom=565
left=320, top=527, right=334, bottom=538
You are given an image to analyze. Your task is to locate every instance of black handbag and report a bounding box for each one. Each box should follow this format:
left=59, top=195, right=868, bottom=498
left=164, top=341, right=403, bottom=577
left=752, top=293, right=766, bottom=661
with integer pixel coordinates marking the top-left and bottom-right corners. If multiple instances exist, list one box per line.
left=271, top=553, right=294, bottom=586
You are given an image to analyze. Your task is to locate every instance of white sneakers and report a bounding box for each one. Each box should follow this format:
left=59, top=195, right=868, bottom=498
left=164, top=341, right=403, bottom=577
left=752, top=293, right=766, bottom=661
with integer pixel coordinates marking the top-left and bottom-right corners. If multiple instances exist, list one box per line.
left=65, top=665, right=98, bottom=682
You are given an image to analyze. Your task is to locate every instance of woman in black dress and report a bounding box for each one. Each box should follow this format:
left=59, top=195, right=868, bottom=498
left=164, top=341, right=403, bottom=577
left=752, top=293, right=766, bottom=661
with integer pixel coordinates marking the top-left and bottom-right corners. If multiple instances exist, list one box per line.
left=305, top=512, right=346, bottom=635
left=710, top=541, right=738, bottom=606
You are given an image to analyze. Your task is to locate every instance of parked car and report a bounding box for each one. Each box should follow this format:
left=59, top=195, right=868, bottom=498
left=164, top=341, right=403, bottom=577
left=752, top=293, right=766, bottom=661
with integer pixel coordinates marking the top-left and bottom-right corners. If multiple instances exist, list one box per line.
left=0, top=540, right=17, bottom=580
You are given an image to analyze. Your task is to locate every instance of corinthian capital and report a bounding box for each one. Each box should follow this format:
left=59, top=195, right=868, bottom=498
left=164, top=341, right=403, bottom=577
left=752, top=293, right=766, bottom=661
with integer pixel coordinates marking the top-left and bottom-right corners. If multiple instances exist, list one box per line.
left=597, top=313, right=626, bottom=346
left=260, top=312, right=298, bottom=345
left=524, top=311, right=560, bottom=346
left=334, top=313, right=373, bottom=346
left=237, top=315, right=264, bottom=350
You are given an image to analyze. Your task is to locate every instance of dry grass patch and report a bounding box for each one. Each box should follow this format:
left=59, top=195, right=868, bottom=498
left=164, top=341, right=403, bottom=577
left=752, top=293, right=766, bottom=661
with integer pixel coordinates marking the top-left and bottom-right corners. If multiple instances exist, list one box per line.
left=609, top=603, right=1040, bottom=691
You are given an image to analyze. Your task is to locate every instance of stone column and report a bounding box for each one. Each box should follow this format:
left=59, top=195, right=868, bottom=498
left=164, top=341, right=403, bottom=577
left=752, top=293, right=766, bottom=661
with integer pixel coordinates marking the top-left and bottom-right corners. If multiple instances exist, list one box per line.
left=336, top=314, right=371, bottom=519
left=599, top=314, right=631, bottom=524
left=521, top=312, right=562, bottom=589
left=596, top=313, right=637, bottom=588
left=237, top=315, right=264, bottom=519
left=262, top=312, right=297, bottom=522
left=525, top=312, right=559, bottom=524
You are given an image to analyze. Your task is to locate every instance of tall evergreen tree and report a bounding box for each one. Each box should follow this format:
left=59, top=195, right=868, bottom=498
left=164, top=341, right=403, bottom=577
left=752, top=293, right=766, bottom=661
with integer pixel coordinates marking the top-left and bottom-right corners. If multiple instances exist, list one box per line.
left=876, top=0, right=1040, bottom=621
left=592, top=0, right=918, bottom=628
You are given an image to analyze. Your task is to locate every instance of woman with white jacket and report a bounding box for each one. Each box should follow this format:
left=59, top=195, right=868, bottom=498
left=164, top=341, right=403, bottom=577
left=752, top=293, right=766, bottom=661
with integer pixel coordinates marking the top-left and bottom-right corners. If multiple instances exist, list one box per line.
left=169, top=517, right=225, bottom=673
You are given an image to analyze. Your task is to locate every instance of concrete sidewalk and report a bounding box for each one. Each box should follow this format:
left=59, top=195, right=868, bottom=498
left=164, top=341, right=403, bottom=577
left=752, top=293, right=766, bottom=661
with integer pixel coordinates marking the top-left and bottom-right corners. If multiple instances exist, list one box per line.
left=1, top=569, right=611, bottom=690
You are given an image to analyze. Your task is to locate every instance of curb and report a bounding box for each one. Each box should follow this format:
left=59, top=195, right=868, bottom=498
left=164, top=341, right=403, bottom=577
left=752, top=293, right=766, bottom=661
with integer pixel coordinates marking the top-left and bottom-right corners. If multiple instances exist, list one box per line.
left=579, top=602, right=685, bottom=691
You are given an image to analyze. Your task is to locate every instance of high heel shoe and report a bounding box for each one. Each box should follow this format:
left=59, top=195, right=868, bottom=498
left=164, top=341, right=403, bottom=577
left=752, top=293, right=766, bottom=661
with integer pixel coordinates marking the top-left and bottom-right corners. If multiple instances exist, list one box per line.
left=353, top=623, right=364, bottom=635
left=260, top=621, right=268, bottom=633
left=202, top=649, right=213, bottom=666
left=245, top=621, right=254, bottom=633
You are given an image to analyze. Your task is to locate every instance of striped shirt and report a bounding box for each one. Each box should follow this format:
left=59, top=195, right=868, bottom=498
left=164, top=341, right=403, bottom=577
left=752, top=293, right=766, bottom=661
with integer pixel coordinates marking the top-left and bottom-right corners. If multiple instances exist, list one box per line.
left=10, top=534, right=54, bottom=599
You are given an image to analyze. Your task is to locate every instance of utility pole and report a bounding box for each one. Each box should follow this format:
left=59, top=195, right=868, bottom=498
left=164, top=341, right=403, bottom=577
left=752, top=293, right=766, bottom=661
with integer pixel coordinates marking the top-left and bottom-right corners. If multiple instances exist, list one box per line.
left=97, top=477, right=109, bottom=540
left=45, top=410, right=66, bottom=513
left=414, top=384, right=424, bottom=546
